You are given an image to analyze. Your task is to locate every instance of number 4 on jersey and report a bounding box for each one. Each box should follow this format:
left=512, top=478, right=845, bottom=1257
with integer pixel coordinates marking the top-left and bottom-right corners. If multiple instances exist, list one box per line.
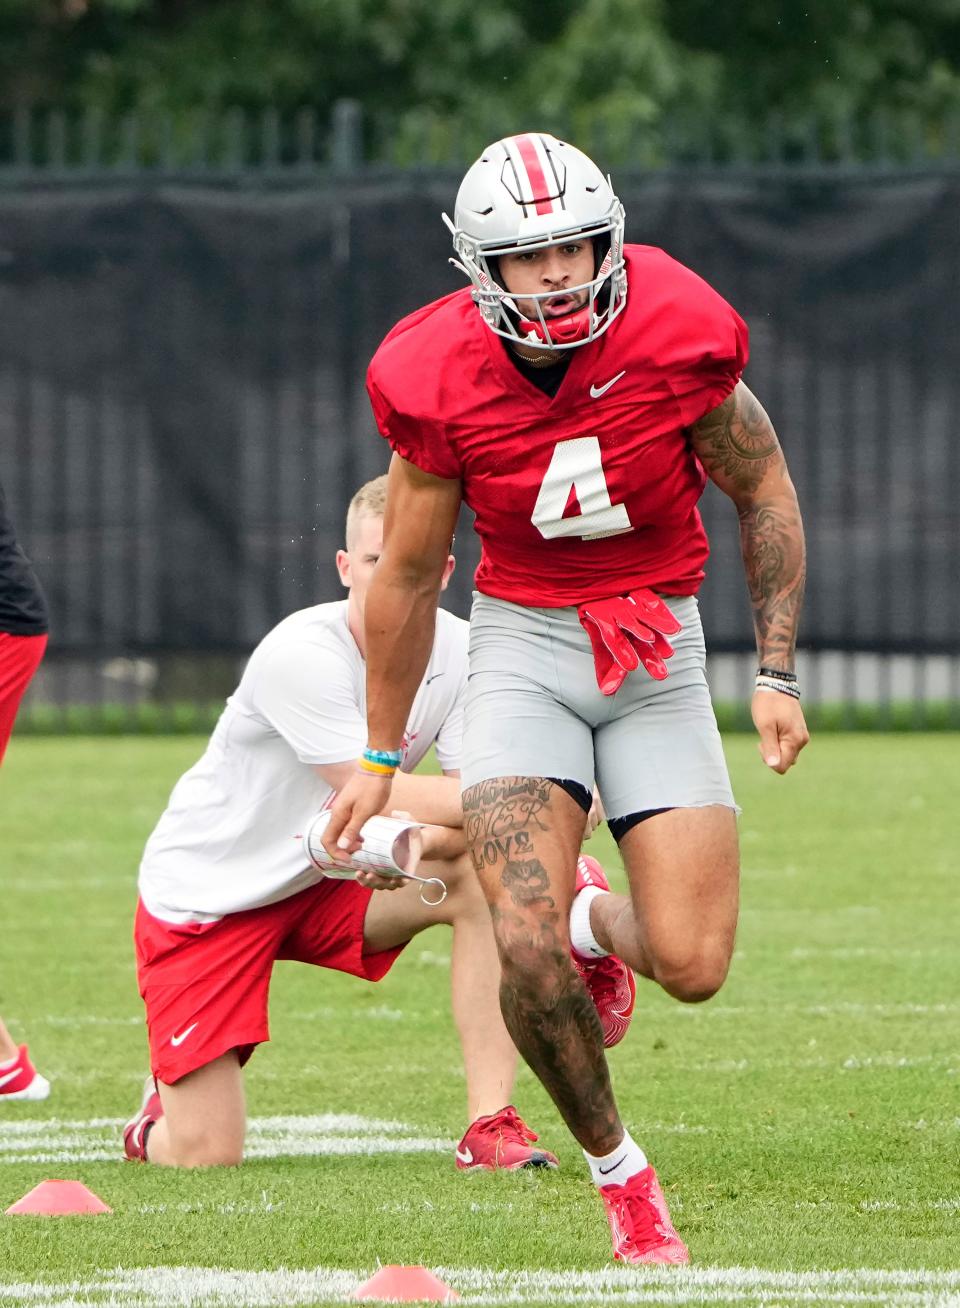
left=531, top=437, right=632, bottom=541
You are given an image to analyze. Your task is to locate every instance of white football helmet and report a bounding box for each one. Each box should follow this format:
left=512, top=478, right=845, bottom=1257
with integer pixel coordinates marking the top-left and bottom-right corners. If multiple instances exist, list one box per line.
left=443, top=133, right=627, bottom=351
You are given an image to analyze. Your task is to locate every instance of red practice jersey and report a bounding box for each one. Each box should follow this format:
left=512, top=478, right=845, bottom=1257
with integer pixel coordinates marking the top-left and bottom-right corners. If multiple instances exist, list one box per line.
left=367, top=246, right=748, bottom=607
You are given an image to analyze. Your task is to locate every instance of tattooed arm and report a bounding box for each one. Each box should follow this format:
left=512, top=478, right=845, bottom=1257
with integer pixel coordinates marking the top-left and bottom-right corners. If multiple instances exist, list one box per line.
left=688, top=381, right=810, bottom=773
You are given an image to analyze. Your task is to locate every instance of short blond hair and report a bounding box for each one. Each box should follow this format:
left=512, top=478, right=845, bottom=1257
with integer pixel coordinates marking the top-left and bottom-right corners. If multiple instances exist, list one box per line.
left=345, top=474, right=388, bottom=549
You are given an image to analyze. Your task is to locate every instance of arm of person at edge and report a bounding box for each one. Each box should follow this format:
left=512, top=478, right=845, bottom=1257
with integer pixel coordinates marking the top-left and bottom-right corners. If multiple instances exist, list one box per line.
left=320, top=453, right=463, bottom=863
left=687, top=380, right=810, bottom=775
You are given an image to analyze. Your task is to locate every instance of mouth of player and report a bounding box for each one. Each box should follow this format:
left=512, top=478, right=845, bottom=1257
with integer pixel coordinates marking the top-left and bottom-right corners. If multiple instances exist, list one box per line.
left=541, top=293, right=580, bottom=318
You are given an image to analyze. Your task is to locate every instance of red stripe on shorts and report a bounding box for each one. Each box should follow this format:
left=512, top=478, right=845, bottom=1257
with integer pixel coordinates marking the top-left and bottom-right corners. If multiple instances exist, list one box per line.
left=0, top=632, right=46, bottom=763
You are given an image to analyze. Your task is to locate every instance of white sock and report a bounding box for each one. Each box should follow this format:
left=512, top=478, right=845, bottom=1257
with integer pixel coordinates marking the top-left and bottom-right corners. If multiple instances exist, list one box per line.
left=569, top=884, right=609, bottom=959
left=584, top=1130, right=648, bottom=1187
left=0, top=1051, right=19, bottom=1071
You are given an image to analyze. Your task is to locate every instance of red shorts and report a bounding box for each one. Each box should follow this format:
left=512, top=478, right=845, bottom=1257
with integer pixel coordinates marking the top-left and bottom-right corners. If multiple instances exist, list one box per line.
left=0, top=632, right=46, bottom=763
left=134, top=878, right=406, bottom=1085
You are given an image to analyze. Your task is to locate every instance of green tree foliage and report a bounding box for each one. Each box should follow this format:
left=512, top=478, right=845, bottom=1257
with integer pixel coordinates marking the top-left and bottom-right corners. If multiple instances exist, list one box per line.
left=664, top=1, right=960, bottom=119
left=1, top=0, right=958, bottom=162
left=662, top=0, right=960, bottom=157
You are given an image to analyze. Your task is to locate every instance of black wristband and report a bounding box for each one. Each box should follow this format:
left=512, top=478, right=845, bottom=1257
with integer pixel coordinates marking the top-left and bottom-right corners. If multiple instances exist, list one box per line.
left=757, top=666, right=798, bottom=683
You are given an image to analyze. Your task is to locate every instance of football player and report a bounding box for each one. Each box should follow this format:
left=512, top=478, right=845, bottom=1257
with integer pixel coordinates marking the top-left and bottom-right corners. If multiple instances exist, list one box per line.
left=1, top=476, right=51, bottom=1102
left=124, top=475, right=619, bottom=1172
left=323, top=134, right=810, bottom=1263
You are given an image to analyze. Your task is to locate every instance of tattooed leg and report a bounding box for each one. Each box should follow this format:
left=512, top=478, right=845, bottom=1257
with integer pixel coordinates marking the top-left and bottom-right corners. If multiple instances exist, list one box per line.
left=462, top=775, right=624, bottom=1156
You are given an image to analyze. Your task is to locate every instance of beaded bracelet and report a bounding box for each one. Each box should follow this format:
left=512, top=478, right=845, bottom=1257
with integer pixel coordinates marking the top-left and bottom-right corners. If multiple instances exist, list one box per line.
left=358, top=746, right=403, bottom=778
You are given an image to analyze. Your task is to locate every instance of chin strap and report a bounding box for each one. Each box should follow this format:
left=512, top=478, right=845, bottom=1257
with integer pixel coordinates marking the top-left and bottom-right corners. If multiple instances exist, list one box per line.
left=577, top=589, right=683, bottom=696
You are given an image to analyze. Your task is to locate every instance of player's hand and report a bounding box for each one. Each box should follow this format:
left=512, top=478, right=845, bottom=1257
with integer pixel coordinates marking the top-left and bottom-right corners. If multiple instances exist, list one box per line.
left=353, top=868, right=404, bottom=891
left=321, top=771, right=393, bottom=865
left=752, top=690, right=810, bottom=774
left=353, top=809, right=422, bottom=892
left=583, top=786, right=605, bottom=840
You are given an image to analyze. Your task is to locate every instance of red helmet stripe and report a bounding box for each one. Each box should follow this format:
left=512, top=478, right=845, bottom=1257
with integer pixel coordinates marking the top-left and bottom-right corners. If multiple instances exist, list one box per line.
left=513, top=135, right=559, bottom=216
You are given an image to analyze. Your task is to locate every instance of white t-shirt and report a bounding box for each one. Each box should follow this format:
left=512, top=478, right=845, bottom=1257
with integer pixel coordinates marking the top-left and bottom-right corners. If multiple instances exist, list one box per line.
left=139, top=601, right=468, bottom=923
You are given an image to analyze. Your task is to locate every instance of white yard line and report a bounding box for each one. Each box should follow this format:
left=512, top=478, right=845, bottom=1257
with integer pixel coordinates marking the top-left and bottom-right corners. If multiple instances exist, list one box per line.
left=1, top=1265, right=960, bottom=1306
left=0, top=1113, right=718, bottom=1167
left=3, top=1107, right=953, bottom=1167
left=676, top=1001, right=960, bottom=1017
left=0, top=1113, right=454, bottom=1165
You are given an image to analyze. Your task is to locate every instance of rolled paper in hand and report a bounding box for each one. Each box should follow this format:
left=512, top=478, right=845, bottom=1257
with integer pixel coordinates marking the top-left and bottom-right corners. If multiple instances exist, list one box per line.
left=302, top=811, right=446, bottom=905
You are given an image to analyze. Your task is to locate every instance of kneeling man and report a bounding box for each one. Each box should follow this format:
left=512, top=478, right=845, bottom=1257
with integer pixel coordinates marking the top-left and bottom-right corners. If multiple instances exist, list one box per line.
left=124, top=476, right=568, bottom=1171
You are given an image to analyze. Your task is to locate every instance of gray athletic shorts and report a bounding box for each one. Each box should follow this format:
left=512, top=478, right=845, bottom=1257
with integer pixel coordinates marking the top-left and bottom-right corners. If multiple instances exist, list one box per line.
left=461, top=592, right=736, bottom=821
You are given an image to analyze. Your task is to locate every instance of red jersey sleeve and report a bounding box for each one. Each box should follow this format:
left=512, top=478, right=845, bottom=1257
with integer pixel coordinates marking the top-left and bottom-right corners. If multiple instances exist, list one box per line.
left=366, top=320, right=463, bottom=481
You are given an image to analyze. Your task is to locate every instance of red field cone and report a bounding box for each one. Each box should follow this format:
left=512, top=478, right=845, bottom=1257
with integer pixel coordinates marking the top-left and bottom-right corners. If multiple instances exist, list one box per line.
left=5, top=1180, right=112, bottom=1215
left=354, top=1264, right=460, bottom=1302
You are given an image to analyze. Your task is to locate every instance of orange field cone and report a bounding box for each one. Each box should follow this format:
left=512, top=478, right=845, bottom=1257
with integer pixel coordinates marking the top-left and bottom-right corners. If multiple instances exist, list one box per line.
left=5, top=1180, right=112, bottom=1215
left=354, top=1264, right=460, bottom=1302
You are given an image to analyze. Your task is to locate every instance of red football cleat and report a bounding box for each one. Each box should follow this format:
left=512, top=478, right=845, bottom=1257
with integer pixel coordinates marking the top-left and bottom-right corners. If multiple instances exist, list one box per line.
left=455, top=1106, right=559, bottom=1171
left=123, top=1075, right=163, bottom=1162
left=0, top=1045, right=50, bottom=1101
left=600, top=1165, right=690, bottom=1264
left=572, top=856, right=636, bottom=1048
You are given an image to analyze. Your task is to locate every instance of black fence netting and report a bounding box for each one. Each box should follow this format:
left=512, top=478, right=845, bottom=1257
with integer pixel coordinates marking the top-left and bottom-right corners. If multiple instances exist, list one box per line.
left=0, top=172, right=958, bottom=660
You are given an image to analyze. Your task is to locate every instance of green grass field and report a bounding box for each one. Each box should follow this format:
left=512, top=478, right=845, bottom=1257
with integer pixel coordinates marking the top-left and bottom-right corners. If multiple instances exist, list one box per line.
left=0, top=735, right=958, bottom=1306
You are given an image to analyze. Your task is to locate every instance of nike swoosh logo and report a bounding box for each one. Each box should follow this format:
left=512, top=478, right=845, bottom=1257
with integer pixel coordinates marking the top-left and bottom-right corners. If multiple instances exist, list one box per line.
left=426, top=673, right=444, bottom=684
left=0, top=1068, right=22, bottom=1089
left=589, top=370, right=626, bottom=399
left=456, top=1146, right=474, bottom=1164
left=170, top=1022, right=198, bottom=1047
left=598, top=1153, right=628, bottom=1175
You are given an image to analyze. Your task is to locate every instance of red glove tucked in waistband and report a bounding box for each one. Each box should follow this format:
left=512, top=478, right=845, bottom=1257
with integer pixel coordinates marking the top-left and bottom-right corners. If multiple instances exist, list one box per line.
left=577, top=589, right=683, bottom=696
